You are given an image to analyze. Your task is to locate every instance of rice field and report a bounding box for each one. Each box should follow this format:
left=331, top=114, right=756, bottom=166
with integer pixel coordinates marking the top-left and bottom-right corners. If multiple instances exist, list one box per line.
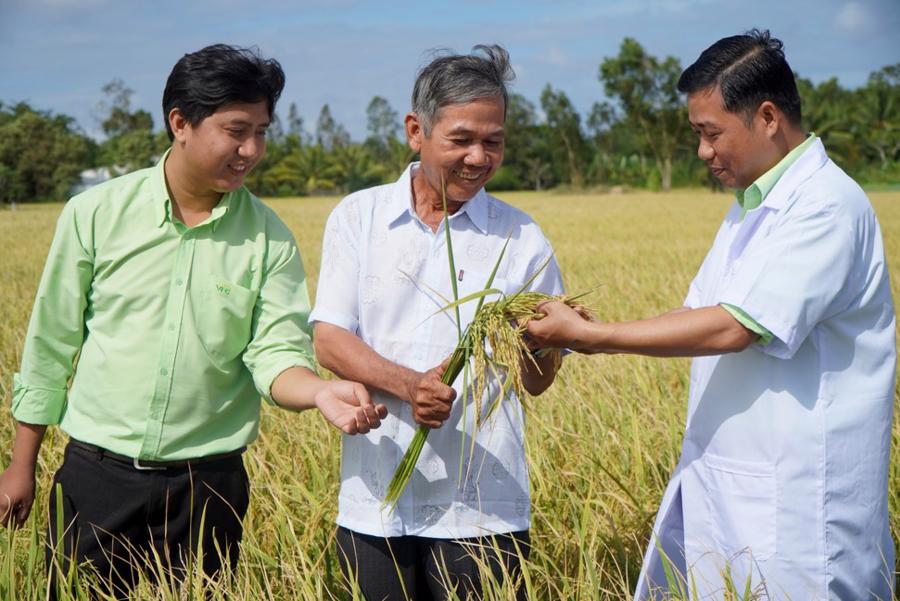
left=1, top=189, right=898, bottom=600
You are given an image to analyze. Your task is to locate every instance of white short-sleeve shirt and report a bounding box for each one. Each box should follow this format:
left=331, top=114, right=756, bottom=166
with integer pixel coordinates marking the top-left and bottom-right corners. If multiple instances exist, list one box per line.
left=637, top=139, right=896, bottom=600
left=310, top=163, right=564, bottom=538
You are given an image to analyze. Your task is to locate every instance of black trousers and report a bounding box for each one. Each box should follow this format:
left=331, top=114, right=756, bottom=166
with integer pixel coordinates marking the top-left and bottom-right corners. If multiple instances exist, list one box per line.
left=46, top=441, right=250, bottom=599
left=336, top=526, right=530, bottom=601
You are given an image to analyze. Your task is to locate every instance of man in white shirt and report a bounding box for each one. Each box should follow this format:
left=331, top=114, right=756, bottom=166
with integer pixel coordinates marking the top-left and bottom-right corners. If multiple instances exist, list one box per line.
left=311, top=45, right=562, bottom=600
left=526, top=30, right=896, bottom=600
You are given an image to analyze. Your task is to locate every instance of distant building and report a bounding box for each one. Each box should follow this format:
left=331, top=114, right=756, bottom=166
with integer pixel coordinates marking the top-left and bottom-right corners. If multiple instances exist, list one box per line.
left=72, top=166, right=119, bottom=195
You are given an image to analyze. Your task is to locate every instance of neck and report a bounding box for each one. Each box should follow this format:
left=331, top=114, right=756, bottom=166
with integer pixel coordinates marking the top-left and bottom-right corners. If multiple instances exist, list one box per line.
left=749, top=127, right=809, bottom=185
left=774, top=126, right=809, bottom=160
left=411, top=170, right=465, bottom=232
left=164, top=149, right=222, bottom=214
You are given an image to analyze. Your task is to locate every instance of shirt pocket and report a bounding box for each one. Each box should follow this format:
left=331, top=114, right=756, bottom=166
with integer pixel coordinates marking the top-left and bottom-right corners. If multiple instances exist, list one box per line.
left=701, top=453, right=777, bottom=561
left=196, top=277, right=258, bottom=360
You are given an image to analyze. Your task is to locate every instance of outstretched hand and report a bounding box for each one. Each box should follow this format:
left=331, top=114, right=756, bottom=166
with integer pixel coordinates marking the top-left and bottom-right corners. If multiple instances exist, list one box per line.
left=525, top=300, right=598, bottom=354
left=315, top=380, right=388, bottom=435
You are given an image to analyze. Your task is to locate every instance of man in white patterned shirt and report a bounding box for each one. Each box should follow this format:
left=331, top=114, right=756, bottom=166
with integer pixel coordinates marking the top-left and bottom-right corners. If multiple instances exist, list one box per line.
left=310, top=45, right=563, bottom=600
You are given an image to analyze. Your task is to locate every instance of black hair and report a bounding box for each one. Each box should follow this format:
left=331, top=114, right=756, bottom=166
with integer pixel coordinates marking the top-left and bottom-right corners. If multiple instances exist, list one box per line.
left=677, top=29, right=801, bottom=126
left=162, top=44, right=285, bottom=141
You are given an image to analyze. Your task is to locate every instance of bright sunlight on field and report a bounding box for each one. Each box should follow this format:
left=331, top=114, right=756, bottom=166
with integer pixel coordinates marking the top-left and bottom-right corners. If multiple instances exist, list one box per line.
left=1, top=190, right=898, bottom=599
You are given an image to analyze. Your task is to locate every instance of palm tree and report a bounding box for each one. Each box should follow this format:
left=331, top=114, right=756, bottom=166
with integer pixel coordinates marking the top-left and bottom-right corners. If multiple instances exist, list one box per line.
left=329, top=144, right=382, bottom=193
left=268, top=145, right=338, bottom=196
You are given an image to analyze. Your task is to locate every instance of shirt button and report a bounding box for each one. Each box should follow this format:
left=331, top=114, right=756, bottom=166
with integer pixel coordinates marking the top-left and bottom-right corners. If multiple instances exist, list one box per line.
left=168, top=324, right=175, bottom=331
left=160, top=368, right=168, bottom=376
left=175, top=279, right=184, bottom=286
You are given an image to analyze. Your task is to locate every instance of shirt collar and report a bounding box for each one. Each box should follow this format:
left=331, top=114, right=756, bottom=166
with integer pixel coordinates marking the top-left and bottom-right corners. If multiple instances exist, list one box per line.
left=388, top=162, right=490, bottom=234
left=152, top=147, right=234, bottom=231
left=152, top=149, right=172, bottom=228
left=736, top=133, right=818, bottom=215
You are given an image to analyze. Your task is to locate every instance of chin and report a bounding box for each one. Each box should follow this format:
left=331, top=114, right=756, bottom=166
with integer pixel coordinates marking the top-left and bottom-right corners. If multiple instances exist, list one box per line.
left=216, top=179, right=246, bottom=193
left=449, top=181, right=484, bottom=201
left=714, top=174, right=737, bottom=189
left=447, top=190, right=478, bottom=204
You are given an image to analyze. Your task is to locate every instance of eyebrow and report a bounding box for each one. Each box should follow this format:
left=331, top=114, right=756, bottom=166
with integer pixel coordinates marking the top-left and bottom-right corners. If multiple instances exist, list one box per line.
left=445, top=126, right=505, bottom=137
left=225, top=119, right=270, bottom=128
left=689, top=120, right=717, bottom=130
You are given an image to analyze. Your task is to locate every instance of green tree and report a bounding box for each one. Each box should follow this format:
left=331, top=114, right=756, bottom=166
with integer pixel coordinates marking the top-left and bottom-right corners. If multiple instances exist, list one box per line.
left=281, top=102, right=307, bottom=153
left=0, top=102, right=94, bottom=202
left=315, top=104, right=350, bottom=151
left=492, top=92, right=554, bottom=191
left=855, top=65, right=900, bottom=170
left=365, top=96, right=400, bottom=157
left=380, top=137, right=416, bottom=183
left=96, top=78, right=158, bottom=173
left=330, top=144, right=382, bottom=193
left=540, top=85, right=587, bottom=187
left=267, top=145, right=338, bottom=196
left=599, top=38, right=688, bottom=190
left=797, top=76, right=857, bottom=167
left=268, top=110, right=285, bottom=144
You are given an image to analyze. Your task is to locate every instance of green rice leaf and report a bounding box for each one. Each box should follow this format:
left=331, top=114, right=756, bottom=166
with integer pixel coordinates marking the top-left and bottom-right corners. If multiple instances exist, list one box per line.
left=429, top=288, right=504, bottom=317
left=475, top=233, right=511, bottom=314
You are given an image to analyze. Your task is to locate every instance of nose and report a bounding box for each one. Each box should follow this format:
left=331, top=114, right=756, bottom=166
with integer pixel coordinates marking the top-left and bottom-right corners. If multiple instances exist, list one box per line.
left=464, top=143, right=487, bottom=166
left=239, top=135, right=264, bottom=159
left=697, top=138, right=714, bottom=161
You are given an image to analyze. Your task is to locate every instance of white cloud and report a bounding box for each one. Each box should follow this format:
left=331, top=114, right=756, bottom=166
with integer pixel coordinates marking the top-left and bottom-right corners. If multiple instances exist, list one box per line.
left=834, top=2, right=876, bottom=34
left=540, top=46, right=570, bottom=67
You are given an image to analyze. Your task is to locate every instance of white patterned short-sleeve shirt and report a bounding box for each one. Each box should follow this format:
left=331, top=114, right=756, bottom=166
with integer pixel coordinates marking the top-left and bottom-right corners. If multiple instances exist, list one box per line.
left=310, top=163, right=564, bottom=538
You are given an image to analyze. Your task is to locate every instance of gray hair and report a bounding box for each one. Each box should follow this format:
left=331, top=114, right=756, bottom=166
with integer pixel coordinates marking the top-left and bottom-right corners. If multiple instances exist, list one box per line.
left=411, top=44, right=514, bottom=135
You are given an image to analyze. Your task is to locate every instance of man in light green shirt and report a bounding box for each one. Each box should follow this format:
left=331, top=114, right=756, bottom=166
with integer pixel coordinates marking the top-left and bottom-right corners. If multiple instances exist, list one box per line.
left=0, top=44, right=385, bottom=598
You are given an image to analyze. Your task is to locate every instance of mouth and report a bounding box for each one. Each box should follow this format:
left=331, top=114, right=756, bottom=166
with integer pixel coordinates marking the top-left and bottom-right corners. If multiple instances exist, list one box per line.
left=451, top=168, right=487, bottom=183
left=709, top=165, right=727, bottom=178
left=228, top=163, right=250, bottom=176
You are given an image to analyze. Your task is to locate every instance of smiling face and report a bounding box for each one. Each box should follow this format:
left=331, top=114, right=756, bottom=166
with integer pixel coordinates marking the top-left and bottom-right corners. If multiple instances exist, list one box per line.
left=687, top=87, right=779, bottom=190
left=406, top=96, right=505, bottom=205
left=170, top=100, right=270, bottom=196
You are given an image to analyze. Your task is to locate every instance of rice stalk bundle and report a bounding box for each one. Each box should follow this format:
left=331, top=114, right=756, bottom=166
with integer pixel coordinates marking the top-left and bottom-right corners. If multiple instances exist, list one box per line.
left=382, top=289, right=593, bottom=509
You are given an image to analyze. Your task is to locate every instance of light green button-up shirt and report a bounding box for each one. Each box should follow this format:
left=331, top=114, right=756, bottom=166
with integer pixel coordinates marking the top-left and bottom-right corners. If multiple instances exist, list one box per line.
left=721, top=134, right=817, bottom=344
left=12, top=152, right=316, bottom=460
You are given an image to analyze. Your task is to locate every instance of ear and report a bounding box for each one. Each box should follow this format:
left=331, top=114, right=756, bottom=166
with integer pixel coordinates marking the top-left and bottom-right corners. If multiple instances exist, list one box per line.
left=405, top=112, right=423, bottom=153
left=757, top=101, right=780, bottom=138
left=168, top=108, right=191, bottom=143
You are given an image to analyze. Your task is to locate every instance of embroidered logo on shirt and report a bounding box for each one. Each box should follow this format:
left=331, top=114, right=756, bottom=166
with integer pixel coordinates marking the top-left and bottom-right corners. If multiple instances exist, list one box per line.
left=216, top=282, right=232, bottom=297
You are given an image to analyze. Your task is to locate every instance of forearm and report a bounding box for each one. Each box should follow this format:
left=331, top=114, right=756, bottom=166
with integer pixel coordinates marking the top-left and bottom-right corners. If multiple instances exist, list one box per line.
left=580, top=306, right=757, bottom=357
left=314, top=323, right=421, bottom=403
left=270, top=366, right=329, bottom=411
left=521, top=351, right=559, bottom=396
left=8, top=423, right=46, bottom=472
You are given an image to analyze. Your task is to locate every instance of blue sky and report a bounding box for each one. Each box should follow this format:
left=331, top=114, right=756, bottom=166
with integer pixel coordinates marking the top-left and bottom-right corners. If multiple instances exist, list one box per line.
left=2, top=0, right=898, bottom=140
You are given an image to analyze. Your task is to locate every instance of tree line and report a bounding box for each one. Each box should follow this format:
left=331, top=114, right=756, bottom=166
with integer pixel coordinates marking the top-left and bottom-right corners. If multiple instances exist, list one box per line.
left=2, top=39, right=898, bottom=203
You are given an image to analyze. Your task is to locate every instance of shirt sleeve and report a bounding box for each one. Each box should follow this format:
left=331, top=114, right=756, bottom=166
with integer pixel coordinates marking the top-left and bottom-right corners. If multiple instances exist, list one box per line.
left=717, top=203, right=858, bottom=359
left=308, top=197, right=362, bottom=332
left=242, top=232, right=317, bottom=405
left=12, top=200, right=94, bottom=425
left=720, top=303, right=774, bottom=345
left=522, top=239, right=565, bottom=297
